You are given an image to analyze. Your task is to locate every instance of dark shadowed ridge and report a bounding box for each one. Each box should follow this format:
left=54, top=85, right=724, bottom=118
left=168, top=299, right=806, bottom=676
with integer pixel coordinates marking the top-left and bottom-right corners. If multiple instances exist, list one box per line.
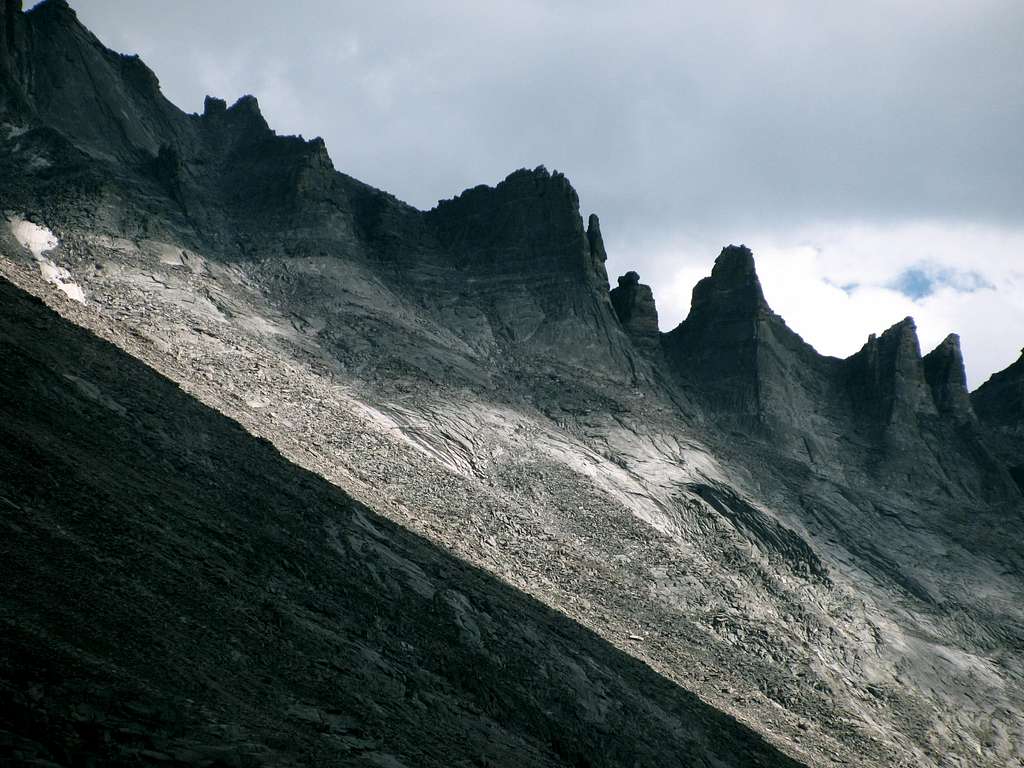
left=972, top=349, right=1024, bottom=492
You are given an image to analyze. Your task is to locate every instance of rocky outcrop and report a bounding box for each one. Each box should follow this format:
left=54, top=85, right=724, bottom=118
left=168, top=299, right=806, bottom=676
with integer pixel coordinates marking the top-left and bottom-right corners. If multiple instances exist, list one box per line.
left=972, top=350, right=1024, bottom=490
left=843, top=317, right=937, bottom=427
left=423, top=167, right=631, bottom=367
left=586, top=213, right=607, bottom=267
left=662, top=244, right=765, bottom=414
left=663, top=245, right=830, bottom=431
left=922, top=333, right=975, bottom=420
left=973, top=350, right=1024, bottom=429
left=428, top=167, right=596, bottom=277
left=11, top=0, right=187, bottom=160
left=610, top=271, right=661, bottom=353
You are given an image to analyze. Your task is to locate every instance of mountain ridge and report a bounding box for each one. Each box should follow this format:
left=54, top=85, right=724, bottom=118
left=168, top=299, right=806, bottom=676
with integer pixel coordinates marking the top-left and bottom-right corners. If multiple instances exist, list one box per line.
left=2, top=2, right=1024, bottom=765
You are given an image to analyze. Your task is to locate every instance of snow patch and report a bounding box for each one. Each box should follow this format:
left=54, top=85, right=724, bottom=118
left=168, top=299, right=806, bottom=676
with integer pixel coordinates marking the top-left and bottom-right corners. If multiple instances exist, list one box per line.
left=37, top=259, right=86, bottom=303
left=7, top=216, right=86, bottom=304
left=9, top=217, right=58, bottom=258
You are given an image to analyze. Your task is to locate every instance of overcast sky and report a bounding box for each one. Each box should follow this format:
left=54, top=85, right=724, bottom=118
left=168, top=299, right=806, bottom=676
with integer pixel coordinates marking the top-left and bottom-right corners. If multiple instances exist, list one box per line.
left=71, top=0, right=1024, bottom=387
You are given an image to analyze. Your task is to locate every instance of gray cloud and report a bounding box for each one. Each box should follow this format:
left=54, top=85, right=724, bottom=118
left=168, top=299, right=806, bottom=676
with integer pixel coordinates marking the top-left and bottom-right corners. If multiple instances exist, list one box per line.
left=67, top=0, right=1024, bottom=384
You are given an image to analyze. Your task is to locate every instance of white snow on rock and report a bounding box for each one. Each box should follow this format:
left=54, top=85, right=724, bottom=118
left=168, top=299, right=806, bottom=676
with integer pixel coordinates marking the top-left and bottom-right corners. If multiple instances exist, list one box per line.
left=9, top=217, right=57, bottom=258
left=6, top=215, right=86, bottom=303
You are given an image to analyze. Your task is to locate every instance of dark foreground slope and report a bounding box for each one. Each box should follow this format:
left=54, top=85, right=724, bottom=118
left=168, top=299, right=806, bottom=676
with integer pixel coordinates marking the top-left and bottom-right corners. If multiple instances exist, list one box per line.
left=0, top=276, right=805, bottom=767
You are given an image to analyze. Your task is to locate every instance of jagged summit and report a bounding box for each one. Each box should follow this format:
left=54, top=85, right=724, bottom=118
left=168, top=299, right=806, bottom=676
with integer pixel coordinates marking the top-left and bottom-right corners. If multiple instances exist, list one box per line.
left=688, top=244, right=769, bottom=320
left=661, top=244, right=818, bottom=424
left=430, top=166, right=579, bottom=219
left=922, top=333, right=974, bottom=419
left=973, top=348, right=1024, bottom=490
left=973, top=347, right=1024, bottom=427
left=658, top=248, right=1015, bottom=501
left=711, top=243, right=757, bottom=281
left=610, top=271, right=660, bottom=353
left=425, top=165, right=607, bottom=287
left=200, top=93, right=271, bottom=135
left=26, top=0, right=75, bottom=19
left=202, top=95, right=227, bottom=116
left=845, top=316, right=938, bottom=425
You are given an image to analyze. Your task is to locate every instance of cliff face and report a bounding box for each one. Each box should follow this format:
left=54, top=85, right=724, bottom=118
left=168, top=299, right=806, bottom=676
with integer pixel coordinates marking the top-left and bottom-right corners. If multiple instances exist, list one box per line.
left=973, top=350, right=1024, bottom=490
left=922, top=333, right=975, bottom=420
left=973, top=350, right=1024, bottom=428
left=423, top=168, right=630, bottom=365
left=609, top=270, right=661, bottom=353
left=0, top=0, right=26, bottom=111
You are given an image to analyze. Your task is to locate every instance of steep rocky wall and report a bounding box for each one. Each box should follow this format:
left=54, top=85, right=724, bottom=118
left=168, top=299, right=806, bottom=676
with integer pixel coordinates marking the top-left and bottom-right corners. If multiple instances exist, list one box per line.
left=973, top=350, right=1024, bottom=490
left=423, top=167, right=632, bottom=369
left=609, top=270, right=661, bottom=354
left=922, top=333, right=975, bottom=420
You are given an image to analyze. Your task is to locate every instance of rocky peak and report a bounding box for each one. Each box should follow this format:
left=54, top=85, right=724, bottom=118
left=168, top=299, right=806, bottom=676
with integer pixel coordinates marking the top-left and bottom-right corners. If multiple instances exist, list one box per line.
left=422, top=167, right=634, bottom=369
left=663, top=245, right=789, bottom=420
left=586, top=213, right=606, bottom=262
left=27, top=0, right=74, bottom=20
left=972, top=349, right=1024, bottom=429
left=21, top=0, right=78, bottom=36
left=229, top=94, right=266, bottom=121
left=426, top=166, right=589, bottom=275
left=201, top=94, right=270, bottom=136
left=610, top=271, right=660, bottom=353
left=845, top=317, right=937, bottom=424
left=4, top=0, right=191, bottom=159
left=922, top=334, right=974, bottom=420
left=203, top=95, right=227, bottom=117
left=585, top=213, right=611, bottom=287
left=688, top=244, right=769, bottom=322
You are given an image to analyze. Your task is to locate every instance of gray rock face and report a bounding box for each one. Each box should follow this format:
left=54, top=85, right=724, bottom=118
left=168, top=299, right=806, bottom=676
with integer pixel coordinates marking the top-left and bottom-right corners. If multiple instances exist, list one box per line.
left=973, top=349, right=1024, bottom=428
left=843, top=317, right=937, bottom=426
left=423, top=167, right=630, bottom=367
left=922, top=333, right=974, bottom=420
left=973, top=350, right=1024, bottom=490
left=663, top=245, right=835, bottom=434
left=610, top=271, right=661, bottom=353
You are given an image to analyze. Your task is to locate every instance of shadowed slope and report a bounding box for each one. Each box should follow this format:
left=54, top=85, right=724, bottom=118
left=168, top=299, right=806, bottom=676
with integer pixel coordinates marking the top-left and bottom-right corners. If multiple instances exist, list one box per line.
left=0, top=276, right=806, bottom=767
